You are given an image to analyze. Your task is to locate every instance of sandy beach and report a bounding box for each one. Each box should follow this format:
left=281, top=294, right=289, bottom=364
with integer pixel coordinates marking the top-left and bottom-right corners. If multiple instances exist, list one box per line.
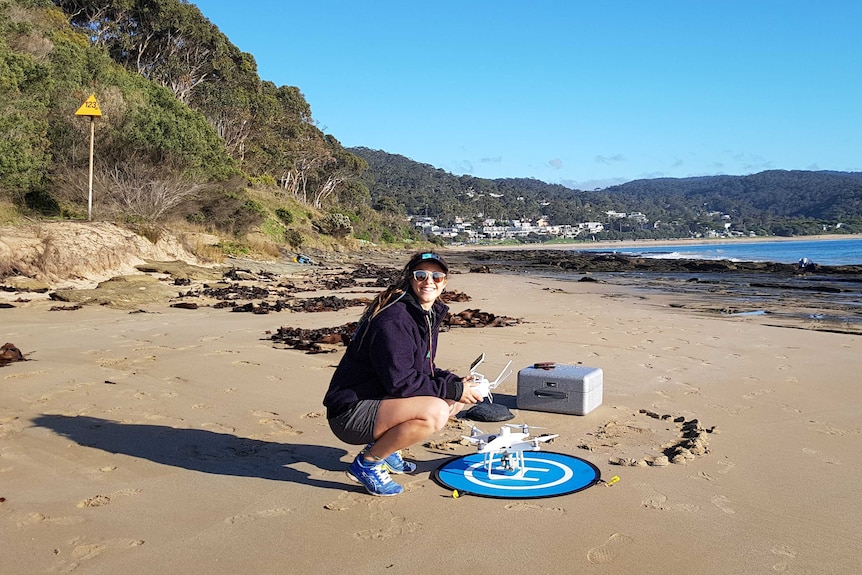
left=2, top=253, right=860, bottom=574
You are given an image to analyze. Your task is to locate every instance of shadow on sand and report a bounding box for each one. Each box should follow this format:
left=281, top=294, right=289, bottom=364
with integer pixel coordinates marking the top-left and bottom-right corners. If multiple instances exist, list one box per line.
left=32, top=414, right=350, bottom=492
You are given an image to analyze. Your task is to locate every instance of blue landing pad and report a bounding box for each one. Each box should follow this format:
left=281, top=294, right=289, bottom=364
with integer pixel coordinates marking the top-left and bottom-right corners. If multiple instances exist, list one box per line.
left=433, top=451, right=601, bottom=499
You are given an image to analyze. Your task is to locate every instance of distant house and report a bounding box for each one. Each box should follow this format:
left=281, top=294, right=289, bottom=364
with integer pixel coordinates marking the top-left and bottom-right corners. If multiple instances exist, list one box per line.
left=579, top=222, right=605, bottom=234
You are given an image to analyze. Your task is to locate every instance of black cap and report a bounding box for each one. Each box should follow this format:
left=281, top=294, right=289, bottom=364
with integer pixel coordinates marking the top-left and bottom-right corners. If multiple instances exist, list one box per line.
left=406, top=251, right=449, bottom=274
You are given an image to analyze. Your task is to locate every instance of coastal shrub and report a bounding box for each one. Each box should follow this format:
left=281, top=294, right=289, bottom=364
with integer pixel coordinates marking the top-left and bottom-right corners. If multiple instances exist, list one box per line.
left=183, top=188, right=265, bottom=235
left=250, top=174, right=276, bottom=187
left=0, top=109, right=51, bottom=203
left=284, top=228, right=303, bottom=248
left=312, top=212, right=353, bottom=237
left=23, top=189, right=60, bottom=216
left=275, top=207, right=293, bottom=225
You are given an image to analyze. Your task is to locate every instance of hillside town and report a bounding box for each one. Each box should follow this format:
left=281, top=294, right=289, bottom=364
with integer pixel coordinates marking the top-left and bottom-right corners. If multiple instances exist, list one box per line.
left=410, top=210, right=752, bottom=242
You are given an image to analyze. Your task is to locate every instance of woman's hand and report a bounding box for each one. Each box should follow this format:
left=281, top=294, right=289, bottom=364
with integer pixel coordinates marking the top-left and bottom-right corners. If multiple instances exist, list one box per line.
left=459, top=375, right=485, bottom=404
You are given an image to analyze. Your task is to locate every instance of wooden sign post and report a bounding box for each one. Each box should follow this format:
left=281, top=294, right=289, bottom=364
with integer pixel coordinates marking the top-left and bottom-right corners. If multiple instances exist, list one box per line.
left=74, top=94, right=102, bottom=220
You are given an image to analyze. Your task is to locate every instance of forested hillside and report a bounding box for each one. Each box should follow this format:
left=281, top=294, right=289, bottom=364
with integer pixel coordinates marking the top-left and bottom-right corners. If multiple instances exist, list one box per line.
left=352, top=147, right=862, bottom=238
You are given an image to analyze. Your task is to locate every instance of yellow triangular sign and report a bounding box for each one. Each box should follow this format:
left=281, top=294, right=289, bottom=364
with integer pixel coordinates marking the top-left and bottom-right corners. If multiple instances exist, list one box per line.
left=75, top=94, right=102, bottom=117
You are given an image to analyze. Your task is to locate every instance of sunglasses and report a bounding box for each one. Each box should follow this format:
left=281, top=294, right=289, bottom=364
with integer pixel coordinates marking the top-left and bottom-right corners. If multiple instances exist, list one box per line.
left=412, top=270, right=447, bottom=283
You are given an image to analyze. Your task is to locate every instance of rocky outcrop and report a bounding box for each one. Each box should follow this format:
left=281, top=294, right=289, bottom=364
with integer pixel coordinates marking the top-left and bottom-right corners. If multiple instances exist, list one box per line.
left=0, top=221, right=205, bottom=286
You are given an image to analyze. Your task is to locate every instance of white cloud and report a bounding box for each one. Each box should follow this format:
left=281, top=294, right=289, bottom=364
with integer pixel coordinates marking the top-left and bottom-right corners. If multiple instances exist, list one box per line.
left=595, top=154, right=625, bottom=165
left=560, top=176, right=632, bottom=190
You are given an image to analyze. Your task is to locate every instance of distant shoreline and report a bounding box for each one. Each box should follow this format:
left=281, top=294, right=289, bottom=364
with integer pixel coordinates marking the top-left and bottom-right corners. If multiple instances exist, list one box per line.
left=448, top=233, right=862, bottom=252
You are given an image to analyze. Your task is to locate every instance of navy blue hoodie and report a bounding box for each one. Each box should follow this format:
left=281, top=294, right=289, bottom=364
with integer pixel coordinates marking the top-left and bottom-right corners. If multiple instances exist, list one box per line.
left=323, top=291, right=463, bottom=419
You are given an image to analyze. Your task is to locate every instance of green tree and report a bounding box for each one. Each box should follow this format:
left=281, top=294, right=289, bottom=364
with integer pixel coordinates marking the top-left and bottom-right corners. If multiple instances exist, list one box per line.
left=0, top=9, right=52, bottom=204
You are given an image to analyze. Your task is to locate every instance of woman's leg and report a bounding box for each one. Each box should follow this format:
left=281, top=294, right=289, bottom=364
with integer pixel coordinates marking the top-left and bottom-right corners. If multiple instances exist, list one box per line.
left=366, top=396, right=462, bottom=460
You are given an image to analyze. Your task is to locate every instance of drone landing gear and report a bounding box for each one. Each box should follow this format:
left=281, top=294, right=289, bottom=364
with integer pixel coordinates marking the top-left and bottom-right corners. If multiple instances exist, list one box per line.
left=486, top=451, right=528, bottom=480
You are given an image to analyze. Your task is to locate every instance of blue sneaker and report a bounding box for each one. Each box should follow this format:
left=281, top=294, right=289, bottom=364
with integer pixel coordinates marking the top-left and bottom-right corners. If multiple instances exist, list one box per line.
left=346, top=454, right=403, bottom=497
left=381, top=449, right=417, bottom=474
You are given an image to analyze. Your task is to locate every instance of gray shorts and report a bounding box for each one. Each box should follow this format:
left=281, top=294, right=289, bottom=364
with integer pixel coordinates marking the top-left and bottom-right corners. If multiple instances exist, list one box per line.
left=328, top=399, right=381, bottom=445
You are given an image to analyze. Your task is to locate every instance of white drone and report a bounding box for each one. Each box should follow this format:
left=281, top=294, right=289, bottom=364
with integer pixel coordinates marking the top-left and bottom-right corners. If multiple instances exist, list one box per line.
left=469, top=354, right=513, bottom=403
left=462, top=423, right=559, bottom=480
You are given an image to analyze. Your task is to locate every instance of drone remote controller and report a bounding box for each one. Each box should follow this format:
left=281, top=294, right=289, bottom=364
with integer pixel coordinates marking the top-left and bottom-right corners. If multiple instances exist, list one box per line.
left=472, top=377, right=491, bottom=398
left=469, top=354, right=513, bottom=402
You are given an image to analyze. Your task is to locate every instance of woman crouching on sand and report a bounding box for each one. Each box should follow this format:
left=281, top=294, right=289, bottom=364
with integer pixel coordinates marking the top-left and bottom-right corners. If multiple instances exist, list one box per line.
left=323, top=251, right=483, bottom=496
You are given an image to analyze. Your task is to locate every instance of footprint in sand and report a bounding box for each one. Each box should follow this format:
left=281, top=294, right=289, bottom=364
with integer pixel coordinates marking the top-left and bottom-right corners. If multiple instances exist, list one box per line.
left=0, top=415, right=26, bottom=439
left=504, top=501, right=564, bottom=514
left=324, top=491, right=363, bottom=511
left=639, top=488, right=699, bottom=512
left=587, top=533, right=634, bottom=564
left=96, top=356, right=132, bottom=368
left=82, top=465, right=118, bottom=479
left=54, top=538, right=144, bottom=572
left=671, top=382, right=700, bottom=396
left=707, top=403, right=751, bottom=416
left=779, top=403, right=803, bottom=414
left=717, top=459, right=736, bottom=474
left=200, top=422, right=236, bottom=434
left=802, top=447, right=841, bottom=465
left=224, top=507, right=294, bottom=524
left=257, top=418, right=302, bottom=436
left=353, top=513, right=421, bottom=540
left=15, top=512, right=86, bottom=527
left=809, top=421, right=860, bottom=437
left=3, top=369, right=47, bottom=380
left=711, top=494, right=736, bottom=514
left=77, top=488, right=142, bottom=508
left=770, top=545, right=796, bottom=572
left=77, top=495, right=112, bottom=508
left=742, top=388, right=775, bottom=400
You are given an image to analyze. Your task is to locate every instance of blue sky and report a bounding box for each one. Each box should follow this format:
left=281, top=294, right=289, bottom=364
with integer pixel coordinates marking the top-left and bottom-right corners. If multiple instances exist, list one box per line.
left=192, top=1, right=861, bottom=189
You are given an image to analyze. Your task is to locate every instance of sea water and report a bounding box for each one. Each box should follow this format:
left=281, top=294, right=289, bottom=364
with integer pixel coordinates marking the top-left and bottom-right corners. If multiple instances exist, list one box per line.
left=569, top=236, right=862, bottom=329
left=577, top=237, right=862, bottom=266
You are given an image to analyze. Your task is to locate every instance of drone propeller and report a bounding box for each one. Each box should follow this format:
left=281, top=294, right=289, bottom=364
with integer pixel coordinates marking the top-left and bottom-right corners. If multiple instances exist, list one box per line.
left=530, top=434, right=559, bottom=447
left=489, top=360, right=513, bottom=388
left=462, top=435, right=488, bottom=449
left=506, top=423, right=545, bottom=433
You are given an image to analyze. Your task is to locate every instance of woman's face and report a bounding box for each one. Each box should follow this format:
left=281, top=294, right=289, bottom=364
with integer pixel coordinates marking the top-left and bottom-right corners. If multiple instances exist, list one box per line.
left=409, top=262, right=448, bottom=310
